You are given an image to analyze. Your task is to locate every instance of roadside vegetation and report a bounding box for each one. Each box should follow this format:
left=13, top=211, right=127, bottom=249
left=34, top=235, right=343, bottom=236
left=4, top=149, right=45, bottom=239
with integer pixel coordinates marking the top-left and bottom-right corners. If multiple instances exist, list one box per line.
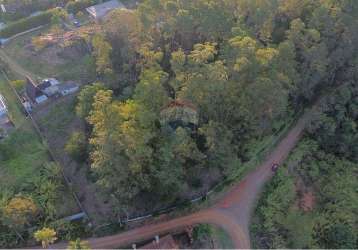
left=191, top=224, right=234, bottom=249
left=0, top=72, right=81, bottom=247
left=0, top=0, right=357, bottom=248
left=65, top=0, right=358, bottom=223
left=251, top=83, right=358, bottom=249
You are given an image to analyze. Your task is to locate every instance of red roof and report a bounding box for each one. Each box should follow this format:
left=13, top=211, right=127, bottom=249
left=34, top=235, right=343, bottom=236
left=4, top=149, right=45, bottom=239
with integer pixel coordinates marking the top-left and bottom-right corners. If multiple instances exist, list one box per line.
left=162, top=100, right=197, bottom=112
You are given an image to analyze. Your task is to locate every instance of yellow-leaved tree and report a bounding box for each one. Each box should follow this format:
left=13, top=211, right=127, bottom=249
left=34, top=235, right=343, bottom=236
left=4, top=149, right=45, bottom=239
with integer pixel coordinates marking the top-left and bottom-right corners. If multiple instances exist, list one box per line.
left=34, top=227, right=57, bottom=248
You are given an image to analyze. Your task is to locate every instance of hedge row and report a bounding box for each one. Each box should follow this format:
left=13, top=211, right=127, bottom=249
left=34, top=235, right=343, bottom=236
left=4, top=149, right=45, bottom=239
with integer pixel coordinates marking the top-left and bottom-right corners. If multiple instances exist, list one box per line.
left=0, top=11, right=53, bottom=38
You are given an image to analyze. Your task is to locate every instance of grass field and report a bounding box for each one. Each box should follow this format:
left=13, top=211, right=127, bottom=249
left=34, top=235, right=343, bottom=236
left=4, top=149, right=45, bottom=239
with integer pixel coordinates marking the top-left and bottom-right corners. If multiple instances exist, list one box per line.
left=3, top=26, right=95, bottom=82
left=0, top=74, right=79, bottom=218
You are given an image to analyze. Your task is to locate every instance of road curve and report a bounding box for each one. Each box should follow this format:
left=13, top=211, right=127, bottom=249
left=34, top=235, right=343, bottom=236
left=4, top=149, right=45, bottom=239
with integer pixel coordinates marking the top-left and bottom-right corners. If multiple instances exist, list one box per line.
left=50, top=110, right=310, bottom=249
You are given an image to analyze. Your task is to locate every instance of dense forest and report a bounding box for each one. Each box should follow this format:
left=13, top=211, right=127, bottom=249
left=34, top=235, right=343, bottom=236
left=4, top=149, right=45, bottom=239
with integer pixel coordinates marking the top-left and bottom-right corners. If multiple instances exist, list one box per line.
left=252, top=82, right=357, bottom=248
left=0, top=0, right=357, bottom=248
left=70, top=0, right=358, bottom=211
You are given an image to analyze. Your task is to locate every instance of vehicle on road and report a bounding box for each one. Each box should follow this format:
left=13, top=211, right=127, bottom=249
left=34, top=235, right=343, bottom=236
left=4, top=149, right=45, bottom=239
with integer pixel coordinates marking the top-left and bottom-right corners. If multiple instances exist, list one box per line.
left=73, top=21, right=81, bottom=27
left=271, top=163, right=279, bottom=172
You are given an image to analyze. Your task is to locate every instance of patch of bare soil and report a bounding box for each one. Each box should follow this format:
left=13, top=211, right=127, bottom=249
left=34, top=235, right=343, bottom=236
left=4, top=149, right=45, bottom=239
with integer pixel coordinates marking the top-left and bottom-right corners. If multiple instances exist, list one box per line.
left=33, top=95, right=115, bottom=225
left=24, top=29, right=91, bottom=67
left=294, top=178, right=316, bottom=212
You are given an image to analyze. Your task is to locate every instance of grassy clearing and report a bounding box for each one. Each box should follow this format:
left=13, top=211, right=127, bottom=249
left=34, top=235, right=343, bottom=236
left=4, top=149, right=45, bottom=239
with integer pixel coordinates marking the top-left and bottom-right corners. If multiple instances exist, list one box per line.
left=38, top=97, right=77, bottom=138
left=3, top=26, right=95, bottom=82
left=3, top=27, right=47, bottom=77
left=0, top=73, right=79, bottom=218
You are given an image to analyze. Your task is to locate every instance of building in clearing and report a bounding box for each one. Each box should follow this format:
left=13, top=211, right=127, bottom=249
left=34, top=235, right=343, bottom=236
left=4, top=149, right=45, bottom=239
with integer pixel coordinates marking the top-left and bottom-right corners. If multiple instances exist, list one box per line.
left=160, top=100, right=199, bottom=130
left=38, top=78, right=60, bottom=97
left=25, top=77, right=48, bottom=104
left=86, top=0, right=125, bottom=21
left=0, top=94, right=8, bottom=121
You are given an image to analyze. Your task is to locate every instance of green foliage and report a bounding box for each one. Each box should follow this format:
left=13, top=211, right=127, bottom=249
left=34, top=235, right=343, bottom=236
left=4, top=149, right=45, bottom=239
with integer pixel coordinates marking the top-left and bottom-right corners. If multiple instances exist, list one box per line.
left=307, top=83, right=358, bottom=162
left=253, top=137, right=358, bottom=248
left=9, top=80, right=25, bottom=93
left=65, top=132, right=88, bottom=162
left=49, top=220, right=90, bottom=242
left=0, top=11, right=53, bottom=38
left=92, top=35, right=113, bottom=75
left=67, top=238, right=91, bottom=250
left=193, top=224, right=213, bottom=241
left=75, top=0, right=358, bottom=213
left=76, top=83, right=106, bottom=119
left=319, top=223, right=357, bottom=249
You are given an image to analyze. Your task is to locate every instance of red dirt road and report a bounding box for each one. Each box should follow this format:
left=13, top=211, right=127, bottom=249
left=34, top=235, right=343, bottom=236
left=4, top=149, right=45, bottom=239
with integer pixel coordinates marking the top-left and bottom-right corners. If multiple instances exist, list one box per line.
left=51, top=112, right=310, bottom=249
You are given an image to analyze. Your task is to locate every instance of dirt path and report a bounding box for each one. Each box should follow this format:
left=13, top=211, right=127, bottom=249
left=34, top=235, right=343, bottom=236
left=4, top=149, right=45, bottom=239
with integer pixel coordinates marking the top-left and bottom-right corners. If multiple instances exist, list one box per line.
left=51, top=109, right=311, bottom=249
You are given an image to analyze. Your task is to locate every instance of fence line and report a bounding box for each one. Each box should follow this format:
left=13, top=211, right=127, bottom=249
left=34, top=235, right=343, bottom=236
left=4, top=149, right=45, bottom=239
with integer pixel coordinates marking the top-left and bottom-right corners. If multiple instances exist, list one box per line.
left=0, top=51, right=302, bottom=234
left=0, top=67, right=90, bottom=222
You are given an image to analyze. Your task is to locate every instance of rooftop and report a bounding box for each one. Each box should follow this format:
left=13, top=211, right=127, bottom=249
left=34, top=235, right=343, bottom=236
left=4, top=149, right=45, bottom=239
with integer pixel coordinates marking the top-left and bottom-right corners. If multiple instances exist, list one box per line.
left=25, top=77, right=44, bottom=102
left=86, top=0, right=125, bottom=19
left=0, top=94, right=6, bottom=111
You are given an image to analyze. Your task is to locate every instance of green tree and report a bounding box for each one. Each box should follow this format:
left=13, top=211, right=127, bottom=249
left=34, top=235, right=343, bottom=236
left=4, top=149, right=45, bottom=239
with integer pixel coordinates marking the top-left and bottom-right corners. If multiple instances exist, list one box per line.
left=3, top=197, right=38, bottom=229
left=321, top=223, right=357, bottom=249
left=92, top=35, right=113, bottom=75
left=65, top=132, right=88, bottom=162
left=76, top=83, right=106, bottom=119
left=10, top=80, right=26, bottom=93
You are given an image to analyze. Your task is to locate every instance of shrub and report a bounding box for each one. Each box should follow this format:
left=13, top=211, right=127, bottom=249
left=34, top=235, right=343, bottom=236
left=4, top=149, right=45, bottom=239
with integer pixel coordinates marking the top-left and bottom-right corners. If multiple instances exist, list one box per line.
left=65, top=131, right=88, bottom=162
left=10, top=80, right=26, bottom=93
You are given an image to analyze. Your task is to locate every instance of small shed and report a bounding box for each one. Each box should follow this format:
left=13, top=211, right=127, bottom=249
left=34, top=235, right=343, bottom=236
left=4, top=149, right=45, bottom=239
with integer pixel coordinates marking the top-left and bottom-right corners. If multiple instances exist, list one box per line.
left=160, top=100, right=199, bottom=130
left=0, top=94, right=8, bottom=120
left=38, top=78, right=60, bottom=97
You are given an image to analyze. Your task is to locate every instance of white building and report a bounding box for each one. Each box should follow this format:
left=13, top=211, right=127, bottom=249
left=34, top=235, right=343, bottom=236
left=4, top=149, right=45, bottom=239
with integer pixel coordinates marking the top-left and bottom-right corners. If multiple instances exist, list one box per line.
left=38, top=78, right=60, bottom=97
left=86, top=0, right=125, bottom=21
left=0, top=95, right=7, bottom=119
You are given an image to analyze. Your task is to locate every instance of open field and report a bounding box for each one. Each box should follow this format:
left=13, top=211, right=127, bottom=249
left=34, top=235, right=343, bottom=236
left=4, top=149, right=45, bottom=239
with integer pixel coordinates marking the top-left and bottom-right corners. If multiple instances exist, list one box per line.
left=3, top=26, right=95, bottom=83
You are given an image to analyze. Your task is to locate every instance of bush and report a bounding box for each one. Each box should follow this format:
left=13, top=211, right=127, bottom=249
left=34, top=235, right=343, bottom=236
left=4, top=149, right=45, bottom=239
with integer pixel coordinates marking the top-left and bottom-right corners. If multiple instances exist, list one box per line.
left=10, top=80, right=26, bottom=93
left=65, top=131, right=88, bottom=162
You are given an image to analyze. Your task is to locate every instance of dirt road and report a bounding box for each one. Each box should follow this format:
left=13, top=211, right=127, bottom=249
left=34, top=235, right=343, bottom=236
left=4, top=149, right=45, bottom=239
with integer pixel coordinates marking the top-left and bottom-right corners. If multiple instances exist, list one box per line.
left=51, top=110, right=310, bottom=249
